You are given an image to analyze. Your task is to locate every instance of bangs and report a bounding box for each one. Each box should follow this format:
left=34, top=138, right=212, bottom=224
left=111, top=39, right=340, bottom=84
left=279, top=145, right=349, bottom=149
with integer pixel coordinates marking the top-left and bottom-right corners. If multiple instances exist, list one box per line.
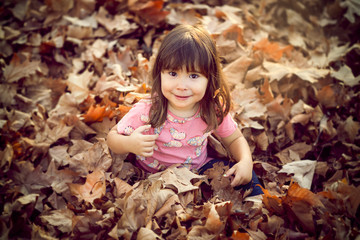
left=158, top=34, right=213, bottom=76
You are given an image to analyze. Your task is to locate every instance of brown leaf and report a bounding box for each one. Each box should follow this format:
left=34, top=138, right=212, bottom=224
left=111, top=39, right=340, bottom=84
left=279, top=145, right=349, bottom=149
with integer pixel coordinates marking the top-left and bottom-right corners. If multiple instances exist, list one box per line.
left=260, top=186, right=284, bottom=215
left=136, top=227, right=162, bottom=240
left=114, top=177, right=133, bottom=198
left=282, top=182, right=323, bottom=234
left=316, top=85, right=337, bottom=108
left=66, top=69, right=93, bottom=104
left=3, top=53, right=41, bottom=83
left=68, top=138, right=112, bottom=175
left=148, top=167, right=205, bottom=194
left=46, top=160, right=78, bottom=194
left=40, top=209, right=74, bottom=233
left=222, top=24, right=246, bottom=45
left=223, top=55, right=253, bottom=87
left=68, top=170, right=106, bottom=203
left=45, top=0, right=74, bottom=13
left=96, top=7, right=137, bottom=34
left=275, top=142, right=312, bottom=164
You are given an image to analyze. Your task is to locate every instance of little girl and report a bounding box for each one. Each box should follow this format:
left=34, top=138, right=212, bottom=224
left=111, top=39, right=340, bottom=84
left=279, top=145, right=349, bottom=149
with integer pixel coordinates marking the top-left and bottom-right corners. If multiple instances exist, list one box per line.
left=107, top=25, right=262, bottom=196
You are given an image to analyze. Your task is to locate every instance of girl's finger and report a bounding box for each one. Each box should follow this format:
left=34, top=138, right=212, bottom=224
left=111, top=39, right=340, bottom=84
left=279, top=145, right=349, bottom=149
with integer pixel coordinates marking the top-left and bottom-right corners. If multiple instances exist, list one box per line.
left=142, top=141, right=156, bottom=147
left=134, top=124, right=152, bottom=134
left=230, top=175, right=241, bottom=187
left=224, top=166, right=235, bottom=178
left=143, top=134, right=159, bottom=141
left=142, top=149, right=154, bottom=157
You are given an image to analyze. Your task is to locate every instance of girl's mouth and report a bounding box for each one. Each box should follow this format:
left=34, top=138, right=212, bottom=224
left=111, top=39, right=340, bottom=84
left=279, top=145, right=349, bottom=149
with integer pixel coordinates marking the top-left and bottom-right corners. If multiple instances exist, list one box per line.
left=174, top=94, right=190, bottom=100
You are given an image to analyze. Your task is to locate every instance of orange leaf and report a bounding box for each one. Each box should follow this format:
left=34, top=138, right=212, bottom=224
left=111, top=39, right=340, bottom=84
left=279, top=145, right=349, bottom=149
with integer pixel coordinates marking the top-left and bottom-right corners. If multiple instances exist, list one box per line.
left=283, top=181, right=324, bottom=209
left=232, top=230, right=250, bottom=240
left=101, top=95, right=117, bottom=108
left=82, top=105, right=105, bottom=122
left=82, top=104, right=115, bottom=123
left=222, top=24, right=246, bottom=45
left=118, top=105, right=132, bottom=119
left=260, top=77, right=274, bottom=104
left=68, top=170, right=106, bottom=203
left=130, top=0, right=169, bottom=25
left=317, top=85, right=337, bottom=108
left=253, top=38, right=293, bottom=62
left=259, top=185, right=284, bottom=215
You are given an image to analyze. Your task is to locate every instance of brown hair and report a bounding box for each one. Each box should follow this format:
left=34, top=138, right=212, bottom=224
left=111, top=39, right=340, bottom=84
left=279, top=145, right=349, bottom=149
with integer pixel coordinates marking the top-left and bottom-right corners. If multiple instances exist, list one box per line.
left=149, top=24, right=231, bottom=132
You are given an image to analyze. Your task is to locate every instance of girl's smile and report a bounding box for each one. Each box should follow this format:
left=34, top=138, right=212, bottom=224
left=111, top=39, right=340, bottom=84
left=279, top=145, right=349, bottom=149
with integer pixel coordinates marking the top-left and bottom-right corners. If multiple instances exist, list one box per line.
left=161, top=67, right=208, bottom=118
left=174, top=94, right=191, bottom=100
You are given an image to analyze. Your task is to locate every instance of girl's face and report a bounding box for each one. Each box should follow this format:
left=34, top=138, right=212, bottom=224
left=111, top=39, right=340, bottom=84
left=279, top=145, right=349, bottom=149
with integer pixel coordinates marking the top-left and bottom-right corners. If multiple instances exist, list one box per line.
left=161, top=67, right=208, bottom=118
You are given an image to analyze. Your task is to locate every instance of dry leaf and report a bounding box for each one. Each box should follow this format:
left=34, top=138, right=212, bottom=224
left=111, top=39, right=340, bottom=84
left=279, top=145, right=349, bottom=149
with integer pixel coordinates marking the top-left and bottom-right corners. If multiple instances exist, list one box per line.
left=3, top=54, right=40, bottom=83
left=66, top=69, right=93, bottom=103
left=68, top=170, right=106, bottom=203
left=278, top=160, right=316, bottom=189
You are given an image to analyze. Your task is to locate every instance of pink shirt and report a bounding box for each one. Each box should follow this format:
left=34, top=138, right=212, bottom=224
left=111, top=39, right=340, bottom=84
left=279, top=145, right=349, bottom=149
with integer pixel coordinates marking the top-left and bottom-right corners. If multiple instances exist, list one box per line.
left=117, top=99, right=237, bottom=173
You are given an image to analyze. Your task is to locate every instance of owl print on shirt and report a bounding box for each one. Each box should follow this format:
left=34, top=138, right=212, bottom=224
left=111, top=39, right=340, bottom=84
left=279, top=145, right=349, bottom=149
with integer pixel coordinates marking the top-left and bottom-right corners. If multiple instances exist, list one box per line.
left=163, top=128, right=186, bottom=147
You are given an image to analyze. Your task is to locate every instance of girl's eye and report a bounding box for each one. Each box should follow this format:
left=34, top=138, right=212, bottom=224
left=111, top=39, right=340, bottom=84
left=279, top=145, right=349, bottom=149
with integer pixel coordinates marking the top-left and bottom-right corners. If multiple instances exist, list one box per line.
left=169, top=71, right=177, bottom=77
left=189, top=73, right=199, bottom=79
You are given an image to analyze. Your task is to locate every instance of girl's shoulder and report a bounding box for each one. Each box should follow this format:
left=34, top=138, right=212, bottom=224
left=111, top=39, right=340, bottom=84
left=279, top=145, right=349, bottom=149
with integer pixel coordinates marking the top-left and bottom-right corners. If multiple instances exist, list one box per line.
left=132, top=97, right=152, bottom=111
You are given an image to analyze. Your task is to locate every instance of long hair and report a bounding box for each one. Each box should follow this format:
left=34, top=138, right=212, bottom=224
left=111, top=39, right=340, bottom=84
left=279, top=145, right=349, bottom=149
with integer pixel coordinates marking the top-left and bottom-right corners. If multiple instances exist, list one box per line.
left=148, top=24, right=231, bottom=132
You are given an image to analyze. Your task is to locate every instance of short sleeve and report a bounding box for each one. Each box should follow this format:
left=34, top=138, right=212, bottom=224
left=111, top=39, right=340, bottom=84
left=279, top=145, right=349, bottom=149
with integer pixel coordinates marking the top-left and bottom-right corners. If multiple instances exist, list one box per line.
left=117, top=99, right=151, bottom=135
left=214, top=113, right=238, bottom=138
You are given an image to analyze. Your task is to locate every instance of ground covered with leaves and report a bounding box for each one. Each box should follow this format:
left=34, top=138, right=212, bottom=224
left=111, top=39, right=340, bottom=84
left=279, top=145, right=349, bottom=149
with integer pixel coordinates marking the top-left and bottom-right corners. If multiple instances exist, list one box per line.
left=1, top=0, right=360, bottom=239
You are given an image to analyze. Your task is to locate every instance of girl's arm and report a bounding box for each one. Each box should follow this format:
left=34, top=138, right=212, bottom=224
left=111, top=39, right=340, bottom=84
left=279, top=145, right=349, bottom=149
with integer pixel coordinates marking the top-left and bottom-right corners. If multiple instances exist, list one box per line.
left=107, top=124, right=158, bottom=157
left=221, top=128, right=253, bottom=187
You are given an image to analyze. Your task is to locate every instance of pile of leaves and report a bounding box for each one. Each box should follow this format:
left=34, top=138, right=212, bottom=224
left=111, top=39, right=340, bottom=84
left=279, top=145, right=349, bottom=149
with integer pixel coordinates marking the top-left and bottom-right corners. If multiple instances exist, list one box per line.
left=1, top=0, right=360, bottom=239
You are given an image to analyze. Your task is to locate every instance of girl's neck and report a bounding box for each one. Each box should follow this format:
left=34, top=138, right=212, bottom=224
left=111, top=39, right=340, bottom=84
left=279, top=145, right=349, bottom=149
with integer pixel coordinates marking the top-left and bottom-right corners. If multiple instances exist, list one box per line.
left=167, top=103, right=200, bottom=118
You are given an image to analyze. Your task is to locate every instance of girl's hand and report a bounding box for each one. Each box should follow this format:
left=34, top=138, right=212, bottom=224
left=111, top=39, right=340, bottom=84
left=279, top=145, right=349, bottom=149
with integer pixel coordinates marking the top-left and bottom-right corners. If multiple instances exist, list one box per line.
left=224, top=160, right=253, bottom=187
left=129, top=125, right=158, bottom=157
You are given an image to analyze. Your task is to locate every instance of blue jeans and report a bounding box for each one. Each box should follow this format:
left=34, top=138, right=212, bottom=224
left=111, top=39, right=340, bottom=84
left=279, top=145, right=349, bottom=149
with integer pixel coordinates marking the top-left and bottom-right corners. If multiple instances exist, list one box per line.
left=198, top=158, right=263, bottom=197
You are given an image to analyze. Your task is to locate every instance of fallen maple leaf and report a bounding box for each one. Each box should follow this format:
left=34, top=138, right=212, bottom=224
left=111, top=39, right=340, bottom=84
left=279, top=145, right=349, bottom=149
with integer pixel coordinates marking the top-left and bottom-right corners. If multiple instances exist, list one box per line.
left=129, top=0, right=169, bottom=25
left=66, top=69, right=93, bottom=104
left=278, top=160, right=316, bottom=189
left=96, top=6, right=138, bottom=34
left=263, top=61, right=329, bottom=83
left=82, top=104, right=115, bottom=123
left=232, top=230, right=250, bottom=240
left=68, top=170, right=106, bottom=203
left=275, top=142, right=312, bottom=164
left=331, top=65, right=360, bottom=87
left=253, top=38, right=293, bottom=62
left=40, top=209, right=74, bottom=233
left=148, top=166, right=205, bottom=194
left=3, top=53, right=41, bottom=83
left=222, top=24, right=246, bottom=45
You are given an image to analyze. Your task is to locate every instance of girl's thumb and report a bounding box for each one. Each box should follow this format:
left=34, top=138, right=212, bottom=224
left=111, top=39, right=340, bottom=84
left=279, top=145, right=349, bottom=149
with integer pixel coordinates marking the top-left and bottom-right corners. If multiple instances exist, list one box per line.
left=224, top=167, right=234, bottom=177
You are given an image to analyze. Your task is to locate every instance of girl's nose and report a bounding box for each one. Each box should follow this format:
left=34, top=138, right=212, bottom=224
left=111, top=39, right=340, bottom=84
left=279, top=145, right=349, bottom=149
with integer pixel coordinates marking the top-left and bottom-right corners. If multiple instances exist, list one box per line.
left=176, top=76, right=188, bottom=90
